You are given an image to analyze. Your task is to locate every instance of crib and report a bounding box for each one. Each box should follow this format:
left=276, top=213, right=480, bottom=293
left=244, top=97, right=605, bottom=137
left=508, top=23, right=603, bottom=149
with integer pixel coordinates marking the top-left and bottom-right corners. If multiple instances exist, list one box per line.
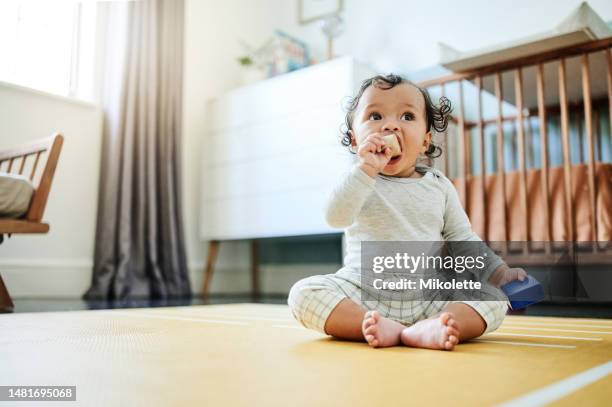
left=417, top=38, right=612, bottom=266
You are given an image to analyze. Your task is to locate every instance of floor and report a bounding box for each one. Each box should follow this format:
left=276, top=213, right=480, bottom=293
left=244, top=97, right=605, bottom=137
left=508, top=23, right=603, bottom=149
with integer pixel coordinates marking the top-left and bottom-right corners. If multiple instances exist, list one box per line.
left=9, top=294, right=287, bottom=313
left=10, top=295, right=612, bottom=318
left=2, top=303, right=611, bottom=406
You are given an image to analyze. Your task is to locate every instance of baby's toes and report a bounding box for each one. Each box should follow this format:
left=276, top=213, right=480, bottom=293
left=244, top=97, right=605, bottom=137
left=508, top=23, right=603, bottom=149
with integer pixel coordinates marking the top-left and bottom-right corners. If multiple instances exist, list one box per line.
left=371, top=311, right=381, bottom=323
left=365, top=335, right=379, bottom=347
left=445, top=335, right=458, bottom=350
left=447, top=318, right=458, bottom=330
left=446, top=325, right=460, bottom=339
left=364, top=333, right=378, bottom=347
left=362, top=312, right=375, bottom=330
left=364, top=325, right=378, bottom=337
left=439, top=312, right=453, bottom=326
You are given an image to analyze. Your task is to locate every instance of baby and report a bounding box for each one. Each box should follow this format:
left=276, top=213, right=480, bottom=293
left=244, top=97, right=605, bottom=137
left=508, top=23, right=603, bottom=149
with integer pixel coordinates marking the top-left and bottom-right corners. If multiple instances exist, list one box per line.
left=288, top=74, right=527, bottom=350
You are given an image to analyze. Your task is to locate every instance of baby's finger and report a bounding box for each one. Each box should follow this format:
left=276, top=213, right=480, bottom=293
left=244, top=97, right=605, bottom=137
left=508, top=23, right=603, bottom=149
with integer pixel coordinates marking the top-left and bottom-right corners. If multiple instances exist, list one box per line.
left=366, top=134, right=386, bottom=152
left=509, top=268, right=526, bottom=281
left=357, top=141, right=380, bottom=158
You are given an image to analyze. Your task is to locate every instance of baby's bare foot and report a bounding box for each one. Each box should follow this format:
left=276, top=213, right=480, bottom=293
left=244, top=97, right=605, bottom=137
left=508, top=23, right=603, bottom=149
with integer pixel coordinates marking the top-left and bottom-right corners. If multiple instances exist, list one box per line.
left=362, top=310, right=405, bottom=348
left=400, top=312, right=460, bottom=350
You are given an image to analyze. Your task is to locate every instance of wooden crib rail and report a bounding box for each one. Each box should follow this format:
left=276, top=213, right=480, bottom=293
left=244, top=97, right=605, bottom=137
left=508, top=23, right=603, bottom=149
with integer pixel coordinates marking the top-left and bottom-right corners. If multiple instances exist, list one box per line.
left=417, top=37, right=612, bottom=261
left=0, top=133, right=64, bottom=232
left=418, top=38, right=612, bottom=87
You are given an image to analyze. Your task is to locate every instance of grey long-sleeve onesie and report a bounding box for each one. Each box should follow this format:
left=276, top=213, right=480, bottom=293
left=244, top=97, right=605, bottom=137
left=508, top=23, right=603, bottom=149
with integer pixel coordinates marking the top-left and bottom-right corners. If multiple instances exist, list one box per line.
left=287, top=164, right=509, bottom=334
left=325, top=164, right=505, bottom=279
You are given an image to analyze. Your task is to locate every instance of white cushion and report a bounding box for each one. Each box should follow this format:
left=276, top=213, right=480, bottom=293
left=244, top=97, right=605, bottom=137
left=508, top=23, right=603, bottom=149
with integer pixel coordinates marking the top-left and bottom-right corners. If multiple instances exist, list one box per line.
left=0, top=172, right=34, bottom=218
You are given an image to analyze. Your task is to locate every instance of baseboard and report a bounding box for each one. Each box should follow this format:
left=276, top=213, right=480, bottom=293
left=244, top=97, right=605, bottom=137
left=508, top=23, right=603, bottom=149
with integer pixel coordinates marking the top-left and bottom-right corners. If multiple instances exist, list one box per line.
left=0, top=259, right=93, bottom=298
left=0, top=260, right=338, bottom=299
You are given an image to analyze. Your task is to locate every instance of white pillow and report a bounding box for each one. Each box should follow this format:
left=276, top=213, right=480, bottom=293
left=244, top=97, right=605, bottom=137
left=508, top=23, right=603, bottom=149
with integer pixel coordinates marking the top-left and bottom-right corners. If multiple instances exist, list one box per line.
left=0, top=172, right=35, bottom=218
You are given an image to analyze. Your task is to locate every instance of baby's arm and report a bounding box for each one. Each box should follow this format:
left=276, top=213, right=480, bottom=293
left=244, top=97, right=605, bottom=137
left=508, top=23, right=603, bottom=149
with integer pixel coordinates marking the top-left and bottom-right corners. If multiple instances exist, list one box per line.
left=325, top=133, right=394, bottom=228
left=325, top=166, right=376, bottom=228
left=439, top=175, right=525, bottom=284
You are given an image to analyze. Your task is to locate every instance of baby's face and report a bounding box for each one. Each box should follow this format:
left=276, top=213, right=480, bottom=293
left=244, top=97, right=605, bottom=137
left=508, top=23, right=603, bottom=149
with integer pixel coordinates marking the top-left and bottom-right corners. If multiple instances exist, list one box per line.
left=350, top=83, right=431, bottom=177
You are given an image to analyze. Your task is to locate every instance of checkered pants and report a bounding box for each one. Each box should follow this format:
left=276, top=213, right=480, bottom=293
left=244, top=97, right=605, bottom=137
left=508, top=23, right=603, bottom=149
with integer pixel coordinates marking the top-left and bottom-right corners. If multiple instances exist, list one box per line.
left=288, top=267, right=508, bottom=335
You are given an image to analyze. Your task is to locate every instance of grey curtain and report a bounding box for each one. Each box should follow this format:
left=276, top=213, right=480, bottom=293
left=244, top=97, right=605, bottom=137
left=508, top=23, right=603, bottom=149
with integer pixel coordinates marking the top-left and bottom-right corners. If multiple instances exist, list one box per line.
left=85, top=0, right=190, bottom=300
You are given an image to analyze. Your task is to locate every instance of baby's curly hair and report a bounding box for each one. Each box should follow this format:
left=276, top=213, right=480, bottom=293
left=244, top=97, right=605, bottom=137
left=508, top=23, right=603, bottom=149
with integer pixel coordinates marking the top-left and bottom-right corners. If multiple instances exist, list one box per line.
left=341, top=74, right=452, bottom=159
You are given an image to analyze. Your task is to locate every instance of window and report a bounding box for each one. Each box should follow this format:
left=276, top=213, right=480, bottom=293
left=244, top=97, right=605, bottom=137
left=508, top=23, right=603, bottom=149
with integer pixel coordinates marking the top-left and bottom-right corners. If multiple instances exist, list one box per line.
left=0, top=0, right=97, bottom=101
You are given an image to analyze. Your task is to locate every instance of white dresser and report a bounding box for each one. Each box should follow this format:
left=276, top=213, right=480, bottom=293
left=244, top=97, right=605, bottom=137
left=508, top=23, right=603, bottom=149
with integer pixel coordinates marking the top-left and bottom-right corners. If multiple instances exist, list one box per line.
left=200, top=57, right=375, bottom=241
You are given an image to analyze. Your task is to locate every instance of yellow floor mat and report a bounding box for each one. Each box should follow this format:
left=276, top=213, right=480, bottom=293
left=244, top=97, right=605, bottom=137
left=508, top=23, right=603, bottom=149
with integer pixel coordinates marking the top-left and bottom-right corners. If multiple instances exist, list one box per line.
left=1, top=304, right=611, bottom=406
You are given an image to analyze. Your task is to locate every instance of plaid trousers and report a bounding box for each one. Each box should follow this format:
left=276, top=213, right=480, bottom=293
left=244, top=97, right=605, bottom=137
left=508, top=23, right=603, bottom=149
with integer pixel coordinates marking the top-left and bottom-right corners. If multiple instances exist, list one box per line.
left=288, top=267, right=508, bottom=335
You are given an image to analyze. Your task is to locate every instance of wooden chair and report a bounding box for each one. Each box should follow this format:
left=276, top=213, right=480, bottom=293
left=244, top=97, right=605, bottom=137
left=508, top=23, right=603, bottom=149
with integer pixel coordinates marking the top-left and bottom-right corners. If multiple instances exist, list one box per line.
left=0, top=133, right=64, bottom=312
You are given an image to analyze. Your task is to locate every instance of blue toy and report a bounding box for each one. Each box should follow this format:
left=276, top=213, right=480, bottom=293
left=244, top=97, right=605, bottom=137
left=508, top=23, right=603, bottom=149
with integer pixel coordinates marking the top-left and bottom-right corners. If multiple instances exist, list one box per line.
left=501, top=275, right=545, bottom=310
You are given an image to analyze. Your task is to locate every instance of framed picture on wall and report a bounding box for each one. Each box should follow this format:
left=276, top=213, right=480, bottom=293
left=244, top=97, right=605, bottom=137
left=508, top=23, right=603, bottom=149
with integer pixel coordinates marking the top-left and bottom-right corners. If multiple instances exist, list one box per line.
left=298, top=0, right=343, bottom=24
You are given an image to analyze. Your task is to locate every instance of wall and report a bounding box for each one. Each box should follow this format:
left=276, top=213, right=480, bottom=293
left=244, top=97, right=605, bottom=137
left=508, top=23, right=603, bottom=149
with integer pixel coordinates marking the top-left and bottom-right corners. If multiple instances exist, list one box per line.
left=182, top=0, right=311, bottom=294
left=0, top=82, right=103, bottom=297
left=339, top=0, right=612, bottom=73
left=182, top=0, right=612, bottom=296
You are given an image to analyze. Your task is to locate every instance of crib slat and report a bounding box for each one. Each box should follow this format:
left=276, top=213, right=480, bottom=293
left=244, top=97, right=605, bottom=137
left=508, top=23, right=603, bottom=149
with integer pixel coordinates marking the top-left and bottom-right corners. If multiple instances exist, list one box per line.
left=536, top=63, right=552, bottom=243
left=441, top=83, right=449, bottom=175
left=558, top=58, right=574, bottom=241
left=576, top=110, right=584, bottom=163
left=514, top=69, right=529, bottom=243
left=581, top=53, right=597, bottom=241
left=494, top=73, right=508, bottom=243
left=7, top=158, right=14, bottom=173
left=594, top=108, right=601, bottom=162
left=458, top=80, right=468, bottom=210
left=608, top=49, right=612, bottom=148
left=606, top=49, right=612, bottom=250
left=526, top=113, right=535, bottom=169
left=476, top=75, right=488, bottom=240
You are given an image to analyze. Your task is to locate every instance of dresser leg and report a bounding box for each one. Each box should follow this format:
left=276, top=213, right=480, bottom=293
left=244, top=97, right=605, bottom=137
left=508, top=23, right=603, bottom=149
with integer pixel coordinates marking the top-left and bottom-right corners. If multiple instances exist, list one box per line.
left=0, top=273, right=14, bottom=313
left=251, top=240, right=260, bottom=301
left=202, top=240, right=219, bottom=300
